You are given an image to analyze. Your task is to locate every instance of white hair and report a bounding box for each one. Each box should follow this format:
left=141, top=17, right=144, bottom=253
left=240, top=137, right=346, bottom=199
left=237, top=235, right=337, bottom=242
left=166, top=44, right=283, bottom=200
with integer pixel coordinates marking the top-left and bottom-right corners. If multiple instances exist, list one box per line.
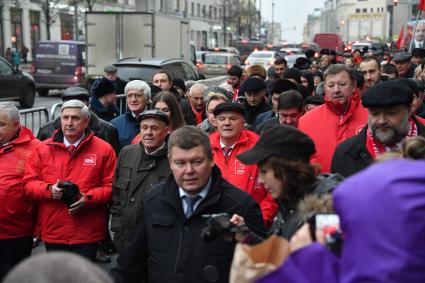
left=124, top=80, right=151, bottom=102
left=0, top=102, right=20, bottom=123
left=60, top=99, right=90, bottom=120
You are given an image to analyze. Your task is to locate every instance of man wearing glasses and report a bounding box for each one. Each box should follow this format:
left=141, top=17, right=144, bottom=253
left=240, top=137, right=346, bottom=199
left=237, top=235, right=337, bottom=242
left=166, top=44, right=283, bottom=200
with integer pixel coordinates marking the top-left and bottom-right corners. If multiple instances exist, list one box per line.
left=111, top=80, right=150, bottom=148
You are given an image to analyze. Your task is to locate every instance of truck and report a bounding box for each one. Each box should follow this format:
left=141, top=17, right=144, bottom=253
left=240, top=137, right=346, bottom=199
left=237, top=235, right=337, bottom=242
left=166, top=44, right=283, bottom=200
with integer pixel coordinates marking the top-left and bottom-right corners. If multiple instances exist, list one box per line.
left=313, top=33, right=344, bottom=52
left=85, top=12, right=196, bottom=84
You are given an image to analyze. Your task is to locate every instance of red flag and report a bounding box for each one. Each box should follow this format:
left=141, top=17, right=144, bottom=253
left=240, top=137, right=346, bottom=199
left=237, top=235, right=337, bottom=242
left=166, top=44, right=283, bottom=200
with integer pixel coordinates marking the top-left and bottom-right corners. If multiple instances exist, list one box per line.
left=420, top=0, right=425, bottom=11
left=397, top=26, right=404, bottom=49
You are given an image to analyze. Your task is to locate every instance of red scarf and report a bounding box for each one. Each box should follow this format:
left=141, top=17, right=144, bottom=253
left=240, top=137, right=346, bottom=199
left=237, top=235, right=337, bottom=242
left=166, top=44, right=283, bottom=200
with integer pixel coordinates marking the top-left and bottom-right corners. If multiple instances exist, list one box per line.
left=190, top=104, right=204, bottom=125
left=365, top=118, right=417, bottom=159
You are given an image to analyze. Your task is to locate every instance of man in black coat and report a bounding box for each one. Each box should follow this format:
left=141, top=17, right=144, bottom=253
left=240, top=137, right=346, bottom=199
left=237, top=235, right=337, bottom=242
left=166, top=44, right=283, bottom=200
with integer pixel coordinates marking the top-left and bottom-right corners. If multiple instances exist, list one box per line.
left=37, top=87, right=120, bottom=154
left=331, top=80, right=425, bottom=177
left=240, top=77, right=272, bottom=126
left=112, top=126, right=266, bottom=283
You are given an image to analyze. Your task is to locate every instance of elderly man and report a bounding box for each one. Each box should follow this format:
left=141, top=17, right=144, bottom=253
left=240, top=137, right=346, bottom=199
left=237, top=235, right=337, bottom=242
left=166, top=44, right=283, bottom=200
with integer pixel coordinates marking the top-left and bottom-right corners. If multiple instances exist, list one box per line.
left=0, top=103, right=40, bottom=281
left=90, top=77, right=120, bottom=122
left=331, top=81, right=425, bottom=177
left=104, top=65, right=127, bottom=95
left=112, top=126, right=266, bottom=283
left=410, top=21, right=425, bottom=49
left=24, top=100, right=116, bottom=261
left=298, top=64, right=368, bottom=173
left=111, top=110, right=171, bottom=252
left=393, top=52, right=416, bottom=79
left=359, top=56, right=381, bottom=90
left=209, top=102, right=278, bottom=227
left=37, top=87, right=120, bottom=154
left=256, top=90, right=304, bottom=133
left=184, top=83, right=207, bottom=125
left=111, top=80, right=150, bottom=148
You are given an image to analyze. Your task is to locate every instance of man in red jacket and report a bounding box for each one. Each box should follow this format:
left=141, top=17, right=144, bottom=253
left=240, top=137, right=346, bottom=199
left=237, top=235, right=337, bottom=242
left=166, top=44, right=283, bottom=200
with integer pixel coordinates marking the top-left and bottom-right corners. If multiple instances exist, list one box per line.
left=0, top=103, right=40, bottom=281
left=209, top=102, right=278, bottom=227
left=24, top=100, right=116, bottom=262
left=298, top=64, right=368, bottom=172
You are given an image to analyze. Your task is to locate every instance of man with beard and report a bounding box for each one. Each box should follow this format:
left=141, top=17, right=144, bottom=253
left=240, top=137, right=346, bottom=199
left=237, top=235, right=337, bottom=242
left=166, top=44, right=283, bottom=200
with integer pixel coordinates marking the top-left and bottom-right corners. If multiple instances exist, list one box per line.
left=331, top=80, right=425, bottom=177
left=227, top=65, right=243, bottom=101
left=359, top=56, right=381, bottom=90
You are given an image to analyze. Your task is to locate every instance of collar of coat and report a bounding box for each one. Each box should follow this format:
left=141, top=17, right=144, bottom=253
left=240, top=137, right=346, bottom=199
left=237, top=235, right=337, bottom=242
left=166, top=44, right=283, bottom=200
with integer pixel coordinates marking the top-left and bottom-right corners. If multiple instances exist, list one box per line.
left=157, top=165, right=226, bottom=221
left=50, top=129, right=94, bottom=150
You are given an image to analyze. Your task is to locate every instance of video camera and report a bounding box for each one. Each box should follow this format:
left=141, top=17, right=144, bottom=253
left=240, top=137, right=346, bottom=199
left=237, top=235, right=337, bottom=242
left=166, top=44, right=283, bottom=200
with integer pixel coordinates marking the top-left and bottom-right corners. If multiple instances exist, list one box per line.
left=201, top=213, right=249, bottom=242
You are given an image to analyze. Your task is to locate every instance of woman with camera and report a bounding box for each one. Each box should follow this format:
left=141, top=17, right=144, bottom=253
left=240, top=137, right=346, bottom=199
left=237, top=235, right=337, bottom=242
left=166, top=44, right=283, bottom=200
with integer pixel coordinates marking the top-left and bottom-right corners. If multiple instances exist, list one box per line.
left=236, top=124, right=343, bottom=240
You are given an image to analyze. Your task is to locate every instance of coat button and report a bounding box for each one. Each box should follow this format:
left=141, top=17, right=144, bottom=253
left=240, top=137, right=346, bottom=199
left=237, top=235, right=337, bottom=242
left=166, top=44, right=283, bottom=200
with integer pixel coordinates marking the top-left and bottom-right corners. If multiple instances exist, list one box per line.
left=130, top=197, right=136, bottom=202
left=176, top=273, right=183, bottom=278
left=183, top=226, right=189, bottom=232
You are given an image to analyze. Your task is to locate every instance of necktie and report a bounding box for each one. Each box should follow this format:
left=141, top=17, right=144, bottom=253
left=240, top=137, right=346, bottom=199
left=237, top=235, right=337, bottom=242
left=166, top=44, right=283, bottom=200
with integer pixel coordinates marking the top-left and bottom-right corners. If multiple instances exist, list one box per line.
left=183, top=195, right=202, bottom=218
left=67, top=144, right=76, bottom=154
left=223, top=147, right=232, bottom=162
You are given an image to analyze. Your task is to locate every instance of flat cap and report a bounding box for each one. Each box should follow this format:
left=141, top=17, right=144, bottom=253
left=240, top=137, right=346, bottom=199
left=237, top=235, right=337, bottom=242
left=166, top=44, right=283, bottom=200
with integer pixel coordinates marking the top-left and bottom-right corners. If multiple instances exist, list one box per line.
left=213, top=102, right=245, bottom=116
left=104, top=65, right=117, bottom=73
left=137, top=109, right=169, bottom=125
left=362, top=80, right=414, bottom=108
left=242, top=77, right=266, bottom=92
left=61, top=87, right=90, bottom=102
left=237, top=124, right=316, bottom=164
left=392, top=52, right=412, bottom=62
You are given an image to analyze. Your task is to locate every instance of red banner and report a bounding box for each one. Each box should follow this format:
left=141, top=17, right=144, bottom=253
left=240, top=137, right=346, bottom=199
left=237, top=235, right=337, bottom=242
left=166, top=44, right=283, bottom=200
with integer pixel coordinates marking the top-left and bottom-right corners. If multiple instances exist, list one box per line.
left=420, top=0, right=425, bottom=11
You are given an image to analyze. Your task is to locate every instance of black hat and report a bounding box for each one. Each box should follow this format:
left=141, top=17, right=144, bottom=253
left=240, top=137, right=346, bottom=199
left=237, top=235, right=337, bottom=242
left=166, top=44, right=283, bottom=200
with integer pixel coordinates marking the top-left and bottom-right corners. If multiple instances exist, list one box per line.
left=242, top=77, right=266, bottom=92
left=137, top=109, right=169, bottom=125
left=148, top=83, right=162, bottom=100
left=237, top=124, right=316, bottom=164
left=304, top=95, right=324, bottom=106
left=61, top=87, right=90, bottom=102
left=283, top=68, right=302, bottom=84
left=213, top=102, right=245, bottom=116
left=362, top=80, right=414, bottom=108
left=271, top=78, right=297, bottom=94
left=398, top=78, right=419, bottom=95
left=104, top=65, right=117, bottom=73
left=172, top=78, right=187, bottom=93
left=412, top=48, right=425, bottom=58
left=392, top=52, right=411, bottom=62
left=91, top=77, right=117, bottom=98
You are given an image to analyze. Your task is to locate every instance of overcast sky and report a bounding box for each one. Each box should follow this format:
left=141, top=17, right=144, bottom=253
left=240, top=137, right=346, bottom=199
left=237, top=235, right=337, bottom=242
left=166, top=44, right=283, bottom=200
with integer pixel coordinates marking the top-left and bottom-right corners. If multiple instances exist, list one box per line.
left=259, top=0, right=327, bottom=43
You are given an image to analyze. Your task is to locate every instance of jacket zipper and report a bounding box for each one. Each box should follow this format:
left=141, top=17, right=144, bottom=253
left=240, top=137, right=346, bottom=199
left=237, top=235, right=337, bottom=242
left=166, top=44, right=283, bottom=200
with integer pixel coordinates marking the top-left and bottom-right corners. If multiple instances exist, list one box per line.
left=172, top=229, right=183, bottom=283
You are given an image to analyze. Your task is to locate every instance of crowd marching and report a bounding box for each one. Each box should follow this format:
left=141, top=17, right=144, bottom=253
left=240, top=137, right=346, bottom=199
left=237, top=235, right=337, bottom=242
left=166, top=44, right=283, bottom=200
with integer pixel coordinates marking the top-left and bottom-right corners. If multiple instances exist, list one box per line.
left=1, top=44, right=425, bottom=283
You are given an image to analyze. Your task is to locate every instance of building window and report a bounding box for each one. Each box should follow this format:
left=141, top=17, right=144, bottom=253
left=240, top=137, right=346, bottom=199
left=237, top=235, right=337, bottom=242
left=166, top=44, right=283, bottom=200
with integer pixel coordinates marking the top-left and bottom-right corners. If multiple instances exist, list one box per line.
left=219, top=8, right=222, bottom=18
left=370, top=8, right=373, bottom=12
left=362, top=8, right=367, bottom=13
left=214, top=7, right=217, bottom=19
left=184, top=0, right=188, bottom=17
left=209, top=6, right=212, bottom=19
left=176, top=0, right=180, bottom=12
left=356, top=8, right=360, bottom=13
left=10, top=8, right=23, bottom=51
left=197, top=3, right=200, bottom=17
left=60, top=13, right=73, bottom=40
left=29, top=10, right=40, bottom=51
left=202, top=5, right=206, bottom=18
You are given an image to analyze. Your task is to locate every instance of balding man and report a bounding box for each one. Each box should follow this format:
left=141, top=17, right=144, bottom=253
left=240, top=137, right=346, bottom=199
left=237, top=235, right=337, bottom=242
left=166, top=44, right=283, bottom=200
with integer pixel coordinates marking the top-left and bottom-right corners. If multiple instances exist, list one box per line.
left=184, top=83, right=207, bottom=125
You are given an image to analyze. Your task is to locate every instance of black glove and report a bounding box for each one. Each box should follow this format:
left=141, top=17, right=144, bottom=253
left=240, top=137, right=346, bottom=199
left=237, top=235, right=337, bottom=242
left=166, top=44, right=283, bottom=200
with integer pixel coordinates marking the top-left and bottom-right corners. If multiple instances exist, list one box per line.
left=58, top=181, right=80, bottom=207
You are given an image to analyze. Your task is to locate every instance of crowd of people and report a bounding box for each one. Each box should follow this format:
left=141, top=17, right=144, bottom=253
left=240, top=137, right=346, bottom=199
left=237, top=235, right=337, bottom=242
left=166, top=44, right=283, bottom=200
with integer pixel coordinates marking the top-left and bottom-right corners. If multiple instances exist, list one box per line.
left=1, top=43, right=425, bottom=283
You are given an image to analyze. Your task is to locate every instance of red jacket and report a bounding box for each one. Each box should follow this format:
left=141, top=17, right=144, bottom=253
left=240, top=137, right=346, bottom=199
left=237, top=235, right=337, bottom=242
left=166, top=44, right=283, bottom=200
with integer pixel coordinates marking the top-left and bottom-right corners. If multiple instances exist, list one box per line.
left=210, top=130, right=278, bottom=226
left=298, top=91, right=368, bottom=173
left=0, top=127, right=40, bottom=240
left=24, top=131, right=116, bottom=244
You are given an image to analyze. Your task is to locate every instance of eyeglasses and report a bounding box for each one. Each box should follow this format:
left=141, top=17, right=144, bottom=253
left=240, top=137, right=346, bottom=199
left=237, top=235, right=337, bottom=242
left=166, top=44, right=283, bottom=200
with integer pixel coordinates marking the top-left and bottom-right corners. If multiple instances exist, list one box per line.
left=127, top=93, right=145, bottom=99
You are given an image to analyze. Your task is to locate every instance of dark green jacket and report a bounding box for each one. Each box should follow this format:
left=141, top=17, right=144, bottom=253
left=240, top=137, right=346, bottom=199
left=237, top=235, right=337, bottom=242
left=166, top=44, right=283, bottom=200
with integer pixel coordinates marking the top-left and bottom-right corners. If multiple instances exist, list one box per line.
left=111, top=142, right=171, bottom=251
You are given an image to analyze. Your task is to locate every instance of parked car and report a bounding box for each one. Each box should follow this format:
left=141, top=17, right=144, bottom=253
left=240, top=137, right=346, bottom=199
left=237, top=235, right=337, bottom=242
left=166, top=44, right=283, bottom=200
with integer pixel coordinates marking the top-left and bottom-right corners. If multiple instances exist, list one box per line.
left=0, top=56, right=36, bottom=108
left=244, top=50, right=281, bottom=69
left=196, top=51, right=208, bottom=71
left=114, top=58, right=203, bottom=83
left=31, top=40, right=86, bottom=96
left=199, top=52, right=241, bottom=77
left=207, top=47, right=240, bottom=55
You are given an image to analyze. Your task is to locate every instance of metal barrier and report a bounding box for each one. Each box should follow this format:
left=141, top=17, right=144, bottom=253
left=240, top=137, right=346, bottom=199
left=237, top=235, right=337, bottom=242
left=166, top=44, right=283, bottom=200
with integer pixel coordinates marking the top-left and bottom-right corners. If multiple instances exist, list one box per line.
left=20, top=107, right=50, bottom=134
left=116, top=94, right=127, bottom=115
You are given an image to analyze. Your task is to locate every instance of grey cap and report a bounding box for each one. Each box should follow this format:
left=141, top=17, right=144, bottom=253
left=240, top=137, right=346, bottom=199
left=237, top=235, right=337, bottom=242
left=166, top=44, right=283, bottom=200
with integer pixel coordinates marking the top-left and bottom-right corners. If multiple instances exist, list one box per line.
left=393, top=52, right=412, bottom=62
left=104, top=65, right=117, bottom=73
left=137, top=109, right=169, bottom=125
left=61, top=87, right=90, bottom=102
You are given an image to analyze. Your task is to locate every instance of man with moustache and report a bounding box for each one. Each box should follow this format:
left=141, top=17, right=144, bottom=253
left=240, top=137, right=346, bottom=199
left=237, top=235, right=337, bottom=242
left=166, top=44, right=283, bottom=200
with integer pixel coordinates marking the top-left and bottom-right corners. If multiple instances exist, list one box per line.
left=331, top=80, right=425, bottom=177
